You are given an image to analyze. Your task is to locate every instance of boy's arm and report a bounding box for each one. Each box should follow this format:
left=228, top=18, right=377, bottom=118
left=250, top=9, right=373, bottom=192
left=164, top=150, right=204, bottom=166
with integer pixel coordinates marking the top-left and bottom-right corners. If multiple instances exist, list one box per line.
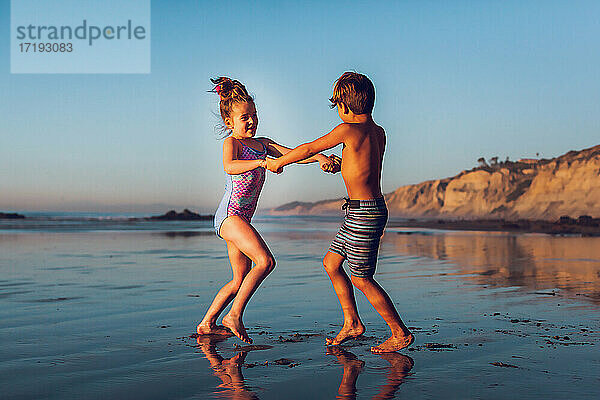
left=267, top=125, right=347, bottom=172
left=222, top=137, right=265, bottom=175
left=259, top=138, right=330, bottom=165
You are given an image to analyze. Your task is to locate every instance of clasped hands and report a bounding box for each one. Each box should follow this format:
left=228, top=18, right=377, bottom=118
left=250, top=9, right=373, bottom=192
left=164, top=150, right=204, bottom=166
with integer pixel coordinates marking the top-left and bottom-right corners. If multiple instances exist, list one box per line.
left=320, top=154, right=342, bottom=173
left=262, top=155, right=341, bottom=175
left=262, top=158, right=283, bottom=174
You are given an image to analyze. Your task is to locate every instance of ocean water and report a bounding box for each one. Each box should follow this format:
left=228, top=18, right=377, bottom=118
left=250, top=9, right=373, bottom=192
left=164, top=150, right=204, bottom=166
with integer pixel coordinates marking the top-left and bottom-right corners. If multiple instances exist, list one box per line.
left=1, top=215, right=599, bottom=399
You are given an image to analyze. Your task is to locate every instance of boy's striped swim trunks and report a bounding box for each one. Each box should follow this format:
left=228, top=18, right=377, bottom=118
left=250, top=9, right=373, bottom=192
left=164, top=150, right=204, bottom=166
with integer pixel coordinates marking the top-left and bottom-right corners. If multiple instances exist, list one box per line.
left=329, top=197, right=388, bottom=278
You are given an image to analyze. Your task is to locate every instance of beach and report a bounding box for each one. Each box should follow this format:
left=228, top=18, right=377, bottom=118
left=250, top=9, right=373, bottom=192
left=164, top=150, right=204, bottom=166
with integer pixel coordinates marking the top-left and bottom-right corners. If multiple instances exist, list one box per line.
left=1, top=215, right=599, bottom=399
left=387, top=217, right=600, bottom=236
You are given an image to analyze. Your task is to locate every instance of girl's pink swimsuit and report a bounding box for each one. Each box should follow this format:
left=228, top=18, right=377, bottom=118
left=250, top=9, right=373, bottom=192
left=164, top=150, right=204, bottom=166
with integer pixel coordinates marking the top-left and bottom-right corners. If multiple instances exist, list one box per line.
left=214, top=140, right=267, bottom=238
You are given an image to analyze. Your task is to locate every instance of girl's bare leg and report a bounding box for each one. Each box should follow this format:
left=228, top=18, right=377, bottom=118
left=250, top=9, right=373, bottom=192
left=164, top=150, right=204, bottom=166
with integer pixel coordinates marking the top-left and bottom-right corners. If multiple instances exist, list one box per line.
left=197, top=242, right=251, bottom=335
left=219, top=216, right=276, bottom=344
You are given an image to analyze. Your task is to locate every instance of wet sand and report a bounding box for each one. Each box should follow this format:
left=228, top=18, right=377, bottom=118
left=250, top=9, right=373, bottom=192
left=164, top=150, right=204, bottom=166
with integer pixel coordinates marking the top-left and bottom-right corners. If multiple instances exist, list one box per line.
left=388, top=217, right=600, bottom=236
left=1, top=220, right=599, bottom=399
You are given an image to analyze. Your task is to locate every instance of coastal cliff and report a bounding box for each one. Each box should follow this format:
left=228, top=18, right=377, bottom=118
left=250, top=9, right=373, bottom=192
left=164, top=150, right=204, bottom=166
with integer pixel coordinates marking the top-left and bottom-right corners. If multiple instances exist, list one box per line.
left=271, top=145, right=600, bottom=220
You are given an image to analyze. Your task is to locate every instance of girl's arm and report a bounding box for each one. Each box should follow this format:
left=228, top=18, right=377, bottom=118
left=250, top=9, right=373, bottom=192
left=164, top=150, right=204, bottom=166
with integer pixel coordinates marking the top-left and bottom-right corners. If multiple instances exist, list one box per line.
left=259, top=138, right=330, bottom=164
left=222, top=137, right=265, bottom=175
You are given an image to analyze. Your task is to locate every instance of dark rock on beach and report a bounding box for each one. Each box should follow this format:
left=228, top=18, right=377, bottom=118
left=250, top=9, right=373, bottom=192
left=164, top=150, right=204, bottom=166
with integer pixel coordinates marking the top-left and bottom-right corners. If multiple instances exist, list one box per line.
left=146, top=209, right=212, bottom=221
left=491, top=362, right=519, bottom=368
left=234, top=344, right=273, bottom=352
left=273, top=358, right=294, bottom=365
left=424, top=343, right=456, bottom=349
left=0, top=212, right=25, bottom=219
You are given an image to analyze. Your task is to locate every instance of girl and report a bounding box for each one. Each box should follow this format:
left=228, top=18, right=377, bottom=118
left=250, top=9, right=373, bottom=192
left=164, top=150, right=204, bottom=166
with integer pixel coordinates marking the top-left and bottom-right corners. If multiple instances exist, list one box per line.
left=197, top=77, right=338, bottom=344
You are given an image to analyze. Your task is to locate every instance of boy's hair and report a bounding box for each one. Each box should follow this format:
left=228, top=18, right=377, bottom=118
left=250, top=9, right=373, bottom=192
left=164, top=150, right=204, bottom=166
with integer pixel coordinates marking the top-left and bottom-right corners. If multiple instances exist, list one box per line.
left=211, top=77, right=254, bottom=122
left=329, top=72, right=375, bottom=115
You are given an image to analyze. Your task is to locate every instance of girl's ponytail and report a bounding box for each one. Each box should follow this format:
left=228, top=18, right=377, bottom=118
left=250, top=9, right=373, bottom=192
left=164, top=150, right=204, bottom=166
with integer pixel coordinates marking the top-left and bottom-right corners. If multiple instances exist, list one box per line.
left=210, top=77, right=253, bottom=123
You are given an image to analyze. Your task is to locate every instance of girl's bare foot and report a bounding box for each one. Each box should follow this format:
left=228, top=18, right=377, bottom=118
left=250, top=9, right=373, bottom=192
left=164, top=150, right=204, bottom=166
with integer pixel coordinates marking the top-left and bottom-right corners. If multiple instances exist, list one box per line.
left=197, top=322, right=232, bottom=336
left=222, top=314, right=253, bottom=344
left=371, top=333, right=414, bottom=353
left=325, top=322, right=365, bottom=346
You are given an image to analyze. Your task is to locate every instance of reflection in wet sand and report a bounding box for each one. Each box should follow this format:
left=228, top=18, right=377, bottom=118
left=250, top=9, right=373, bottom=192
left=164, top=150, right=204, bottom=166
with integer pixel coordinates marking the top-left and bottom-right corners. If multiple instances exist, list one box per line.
left=196, top=335, right=259, bottom=400
left=196, top=337, right=416, bottom=400
left=327, top=347, right=364, bottom=400
left=388, top=232, right=600, bottom=302
left=372, top=353, right=414, bottom=400
left=327, top=346, right=414, bottom=400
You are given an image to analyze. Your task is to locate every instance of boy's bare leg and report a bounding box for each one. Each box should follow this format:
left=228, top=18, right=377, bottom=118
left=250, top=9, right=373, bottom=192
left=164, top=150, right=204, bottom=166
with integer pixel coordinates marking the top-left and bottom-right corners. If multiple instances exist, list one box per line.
left=351, top=275, right=414, bottom=353
left=323, top=251, right=365, bottom=345
left=220, top=217, right=276, bottom=344
left=197, top=243, right=251, bottom=335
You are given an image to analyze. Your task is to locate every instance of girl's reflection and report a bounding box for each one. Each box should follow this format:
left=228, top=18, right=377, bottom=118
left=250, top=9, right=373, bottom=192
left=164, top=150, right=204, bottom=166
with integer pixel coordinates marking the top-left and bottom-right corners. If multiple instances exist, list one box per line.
left=196, top=335, right=259, bottom=400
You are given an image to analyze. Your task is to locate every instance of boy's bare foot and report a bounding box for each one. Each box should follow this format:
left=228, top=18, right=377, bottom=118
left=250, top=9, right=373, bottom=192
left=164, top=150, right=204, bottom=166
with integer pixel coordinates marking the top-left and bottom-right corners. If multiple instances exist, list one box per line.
left=197, top=322, right=232, bottom=336
left=222, top=314, right=253, bottom=344
left=371, top=333, right=414, bottom=353
left=325, top=322, right=365, bottom=346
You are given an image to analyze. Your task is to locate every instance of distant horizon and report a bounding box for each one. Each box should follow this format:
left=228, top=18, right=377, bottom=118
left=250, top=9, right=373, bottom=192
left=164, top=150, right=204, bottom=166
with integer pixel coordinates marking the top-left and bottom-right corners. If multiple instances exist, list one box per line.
left=3, top=141, right=598, bottom=214
left=0, top=202, right=213, bottom=215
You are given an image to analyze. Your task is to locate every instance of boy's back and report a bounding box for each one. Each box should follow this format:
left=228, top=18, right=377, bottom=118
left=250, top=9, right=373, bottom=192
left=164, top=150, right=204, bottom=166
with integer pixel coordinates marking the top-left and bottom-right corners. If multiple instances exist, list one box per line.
left=337, top=120, right=385, bottom=200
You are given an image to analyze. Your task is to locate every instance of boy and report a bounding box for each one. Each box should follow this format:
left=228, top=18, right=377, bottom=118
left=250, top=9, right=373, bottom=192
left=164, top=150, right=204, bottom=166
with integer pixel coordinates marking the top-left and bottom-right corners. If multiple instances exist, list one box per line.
left=266, top=72, right=414, bottom=352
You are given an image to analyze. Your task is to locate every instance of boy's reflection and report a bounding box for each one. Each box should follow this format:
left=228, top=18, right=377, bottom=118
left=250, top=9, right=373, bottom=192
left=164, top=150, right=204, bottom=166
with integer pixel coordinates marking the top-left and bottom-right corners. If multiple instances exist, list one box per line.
left=327, top=346, right=414, bottom=400
left=196, top=335, right=259, bottom=400
left=327, top=346, right=365, bottom=399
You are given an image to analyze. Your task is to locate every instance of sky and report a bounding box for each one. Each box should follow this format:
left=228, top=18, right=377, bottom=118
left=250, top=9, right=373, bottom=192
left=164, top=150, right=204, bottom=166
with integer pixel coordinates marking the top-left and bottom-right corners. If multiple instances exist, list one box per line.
left=1, top=0, right=600, bottom=213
